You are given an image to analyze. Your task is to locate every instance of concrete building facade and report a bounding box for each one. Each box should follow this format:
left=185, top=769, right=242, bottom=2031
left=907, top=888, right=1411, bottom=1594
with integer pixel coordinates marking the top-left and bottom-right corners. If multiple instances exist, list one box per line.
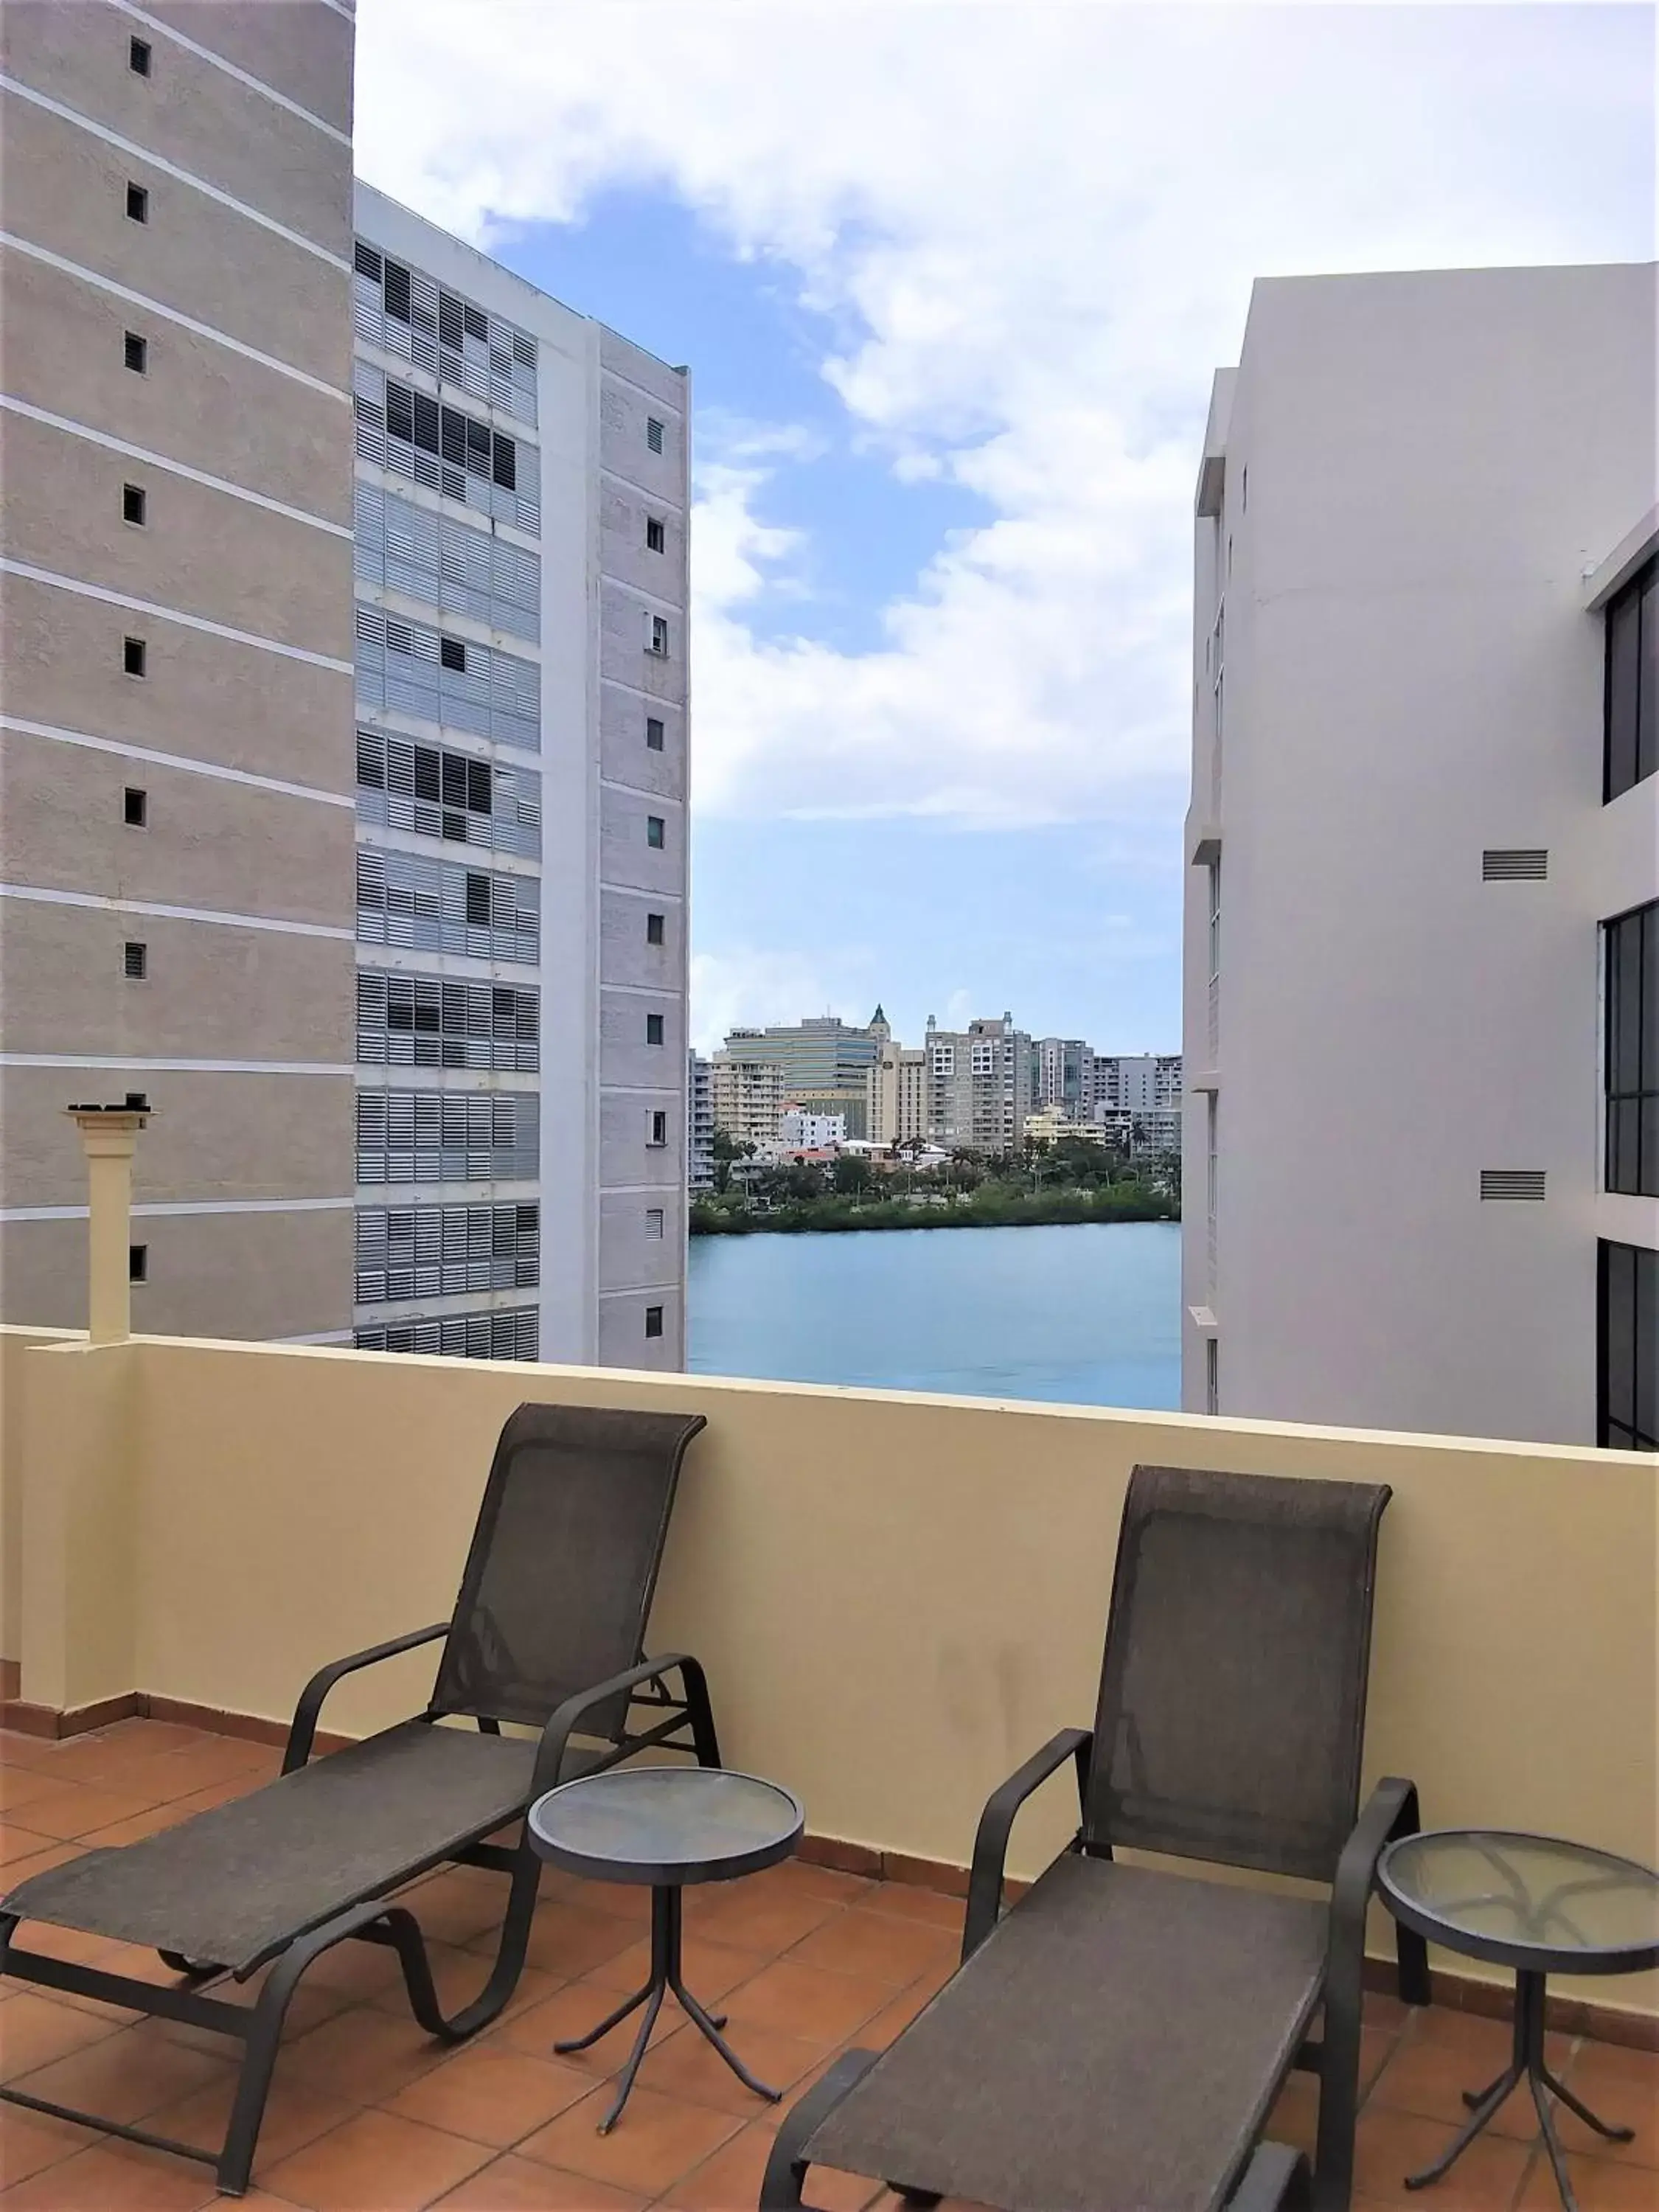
left=925, top=1013, right=1033, bottom=1153
left=0, top=0, right=358, bottom=1340
left=687, top=1051, right=714, bottom=1191
left=869, top=1037, right=929, bottom=1147
left=709, top=1048, right=786, bottom=1149
left=1034, top=1037, right=1094, bottom=1116
left=349, top=185, right=690, bottom=1371
left=1181, top=262, right=1658, bottom=1447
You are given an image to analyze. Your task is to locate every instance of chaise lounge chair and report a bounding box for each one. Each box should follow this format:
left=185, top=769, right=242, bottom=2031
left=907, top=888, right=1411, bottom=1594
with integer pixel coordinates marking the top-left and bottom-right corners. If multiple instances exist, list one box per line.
left=0, top=1402, right=716, bottom=2196
left=762, top=1464, right=1429, bottom=2212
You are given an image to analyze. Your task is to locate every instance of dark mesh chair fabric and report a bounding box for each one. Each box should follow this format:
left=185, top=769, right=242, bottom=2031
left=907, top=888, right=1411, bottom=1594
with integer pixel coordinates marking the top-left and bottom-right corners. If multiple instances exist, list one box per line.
left=432, top=1404, right=706, bottom=1733
left=804, top=1854, right=1329, bottom=2212
left=1085, top=1464, right=1388, bottom=1880
left=2, top=1722, right=557, bottom=1975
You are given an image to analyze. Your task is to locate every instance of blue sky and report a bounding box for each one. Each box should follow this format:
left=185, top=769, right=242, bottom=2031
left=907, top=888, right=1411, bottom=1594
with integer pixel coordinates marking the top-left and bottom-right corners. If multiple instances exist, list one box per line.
left=358, top=3, right=1655, bottom=1054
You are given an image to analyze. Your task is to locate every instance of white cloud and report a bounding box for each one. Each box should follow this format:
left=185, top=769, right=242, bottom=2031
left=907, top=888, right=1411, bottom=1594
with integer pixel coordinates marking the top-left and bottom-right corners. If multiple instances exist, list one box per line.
left=688, top=945, right=881, bottom=1054
left=357, top=1, right=1652, bottom=830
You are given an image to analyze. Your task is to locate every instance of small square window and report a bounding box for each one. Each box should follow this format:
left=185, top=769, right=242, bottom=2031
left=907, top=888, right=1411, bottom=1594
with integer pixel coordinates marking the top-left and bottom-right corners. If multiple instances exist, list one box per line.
left=646, top=912, right=665, bottom=946
left=123, top=787, right=147, bottom=827
left=646, top=1208, right=665, bottom=1239
left=644, top=1304, right=664, bottom=1339
left=646, top=516, right=666, bottom=554
left=646, top=1013, right=665, bottom=1046
left=123, top=330, right=147, bottom=373
left=129, top=1243, right=148, bottom=1283
left=649, top=615, right=669, bottom=656
left=122, top=482, right=147, bottom=526
left=123, top=940, right=147, bottom=979
left=647, top=417, right=665, bottom=454
left=125, top=181, right=149, bottom=223
left=129, top=34, right=152, bottom=75
left=647, top=815, right=666, bottom=850
left=648, top=1110, right=668, bottom=1147
left=123, top=635, right=147, bottom=677
left=646, top=717, right=665, bottom=751
left=439, top=636, right=466, bottom=672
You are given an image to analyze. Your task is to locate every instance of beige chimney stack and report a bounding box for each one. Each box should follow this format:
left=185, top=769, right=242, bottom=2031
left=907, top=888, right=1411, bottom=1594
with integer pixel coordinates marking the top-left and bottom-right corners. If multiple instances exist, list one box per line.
left=66, top=1099, right=150, bottom=1345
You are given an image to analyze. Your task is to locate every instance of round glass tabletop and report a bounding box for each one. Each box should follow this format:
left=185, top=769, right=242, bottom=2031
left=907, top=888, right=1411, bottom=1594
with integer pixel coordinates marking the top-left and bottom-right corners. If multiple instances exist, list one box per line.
left=1379, top=1831, right=1659, bottom=1973
left=528, top=1766, right=804, bottom=1887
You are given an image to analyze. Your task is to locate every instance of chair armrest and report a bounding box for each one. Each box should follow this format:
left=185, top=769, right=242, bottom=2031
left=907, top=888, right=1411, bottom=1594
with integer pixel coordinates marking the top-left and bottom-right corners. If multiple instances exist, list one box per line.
left=283, top=1622, right=449, bottom=1773
left=1312, top=1777, right=1426, bottom=2212
left=760, top=2048, right=882, bottom=2209
left=530, top=1652, right=717, bottom=1795
left=1331, top=1774, right=1428, bottom=2002
left=963, top=1727, right=1092, bottom=1962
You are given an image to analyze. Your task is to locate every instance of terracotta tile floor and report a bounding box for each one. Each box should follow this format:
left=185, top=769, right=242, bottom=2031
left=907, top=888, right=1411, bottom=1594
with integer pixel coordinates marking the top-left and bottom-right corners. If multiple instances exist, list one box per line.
left=0, top=1720, right=1654, bottom=2211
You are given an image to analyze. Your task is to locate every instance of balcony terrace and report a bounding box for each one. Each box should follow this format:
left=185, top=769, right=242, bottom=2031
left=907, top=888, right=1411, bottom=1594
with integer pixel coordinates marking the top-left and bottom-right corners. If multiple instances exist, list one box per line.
left=1, top=1321, right=1655, bottom=2209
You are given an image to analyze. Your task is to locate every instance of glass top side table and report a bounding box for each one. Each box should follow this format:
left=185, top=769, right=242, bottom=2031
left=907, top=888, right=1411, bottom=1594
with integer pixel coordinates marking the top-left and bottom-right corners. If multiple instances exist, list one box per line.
left=1377, top=1829, right=1659, bottom=2212
left=529, top=1765, right=804, bottom=2133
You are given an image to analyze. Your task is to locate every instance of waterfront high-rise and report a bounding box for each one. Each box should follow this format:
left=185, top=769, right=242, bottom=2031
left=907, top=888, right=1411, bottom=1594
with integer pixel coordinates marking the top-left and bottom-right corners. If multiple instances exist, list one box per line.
left=923, top=1013, right=1033, bottom=1152
left=0, top=0, right=358, bottom=1340
left=1181, top=262, right=1657, bottom=1445
left=714, top=1013, right=882, bottom=1138
left=349, top=186, right=691, bottom=1368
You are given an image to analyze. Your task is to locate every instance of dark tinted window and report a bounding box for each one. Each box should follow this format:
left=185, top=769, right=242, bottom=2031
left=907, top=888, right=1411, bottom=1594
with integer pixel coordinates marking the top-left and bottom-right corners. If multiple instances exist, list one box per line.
left=1605, top=900, right=1658, bottom=1197
left=1599, top=1240, right=1657, bottom=1450
left=1605, top=556, right=1658, bottom=801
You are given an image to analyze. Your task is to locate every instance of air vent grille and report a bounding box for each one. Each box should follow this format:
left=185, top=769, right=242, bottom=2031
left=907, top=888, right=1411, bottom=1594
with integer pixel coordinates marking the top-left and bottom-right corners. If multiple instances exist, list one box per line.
left=1481, top=1169, right=1546, bottom=1202
left=1483, top=849, right=1548, bottom=882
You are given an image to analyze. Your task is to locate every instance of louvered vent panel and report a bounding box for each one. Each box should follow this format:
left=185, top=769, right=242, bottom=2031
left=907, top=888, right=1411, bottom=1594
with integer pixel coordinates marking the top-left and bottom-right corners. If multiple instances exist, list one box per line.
left=1483, top=849, right=1548, bottom=882
left=1480, top=1169, right=1546, bottom=1201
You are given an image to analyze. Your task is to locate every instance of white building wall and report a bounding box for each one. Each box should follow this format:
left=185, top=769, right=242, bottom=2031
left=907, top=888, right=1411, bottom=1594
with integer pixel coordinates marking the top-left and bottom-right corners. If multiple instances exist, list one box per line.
left=1181, top=262, right=1658, bottom=1445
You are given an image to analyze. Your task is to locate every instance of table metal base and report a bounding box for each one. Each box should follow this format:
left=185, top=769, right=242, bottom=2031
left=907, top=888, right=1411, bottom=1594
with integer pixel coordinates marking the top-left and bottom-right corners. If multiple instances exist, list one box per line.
left=554, top=1885, right=782, bottom=2132
left=1404, top=1971, right=1634, bottom=2212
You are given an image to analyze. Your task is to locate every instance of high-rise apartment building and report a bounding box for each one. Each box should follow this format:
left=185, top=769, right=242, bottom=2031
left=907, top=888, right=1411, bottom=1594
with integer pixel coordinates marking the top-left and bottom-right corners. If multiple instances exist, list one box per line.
left=709, top=1046, right=787, bottom=1148
left=924, top=1013, right=1032, bottom=1152
left=1181, top=262, right=1658, bottom=1447
left=687, top=1051, right=714, bottom=1191
left=0, top=0, right=358, bottom=1340
left=349, top=186, right=690, bottom=1370
left=1034, top=1037, right=1093, bottom=1116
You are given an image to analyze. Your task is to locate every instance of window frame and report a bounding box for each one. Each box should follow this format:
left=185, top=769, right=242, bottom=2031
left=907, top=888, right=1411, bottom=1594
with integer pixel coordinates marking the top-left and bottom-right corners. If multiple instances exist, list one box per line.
left=123, top=787, right=147, bottom=827
left=645, top=717, right=665, bottom=751
left=122, top=482, right=147, bottom=526
left=644, top=1304, right=665, bottom=1339
left=1604, top=898, right=1658, bottom=1198
left=128, top=34, right=152, bottom=75
left=1598, top=1239, right=1657, bottom=1451
left=1604, top=554, right=1658, bottom=803
left=123, top=330, right=147, bottom=374
left=125, top=181, right=149, bottom=223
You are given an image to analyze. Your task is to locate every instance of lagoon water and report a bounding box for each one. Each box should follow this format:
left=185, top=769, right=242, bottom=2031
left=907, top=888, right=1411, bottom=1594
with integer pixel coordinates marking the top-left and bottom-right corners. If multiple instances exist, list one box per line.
left=686, top=1219, right=1182, bottom=1408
